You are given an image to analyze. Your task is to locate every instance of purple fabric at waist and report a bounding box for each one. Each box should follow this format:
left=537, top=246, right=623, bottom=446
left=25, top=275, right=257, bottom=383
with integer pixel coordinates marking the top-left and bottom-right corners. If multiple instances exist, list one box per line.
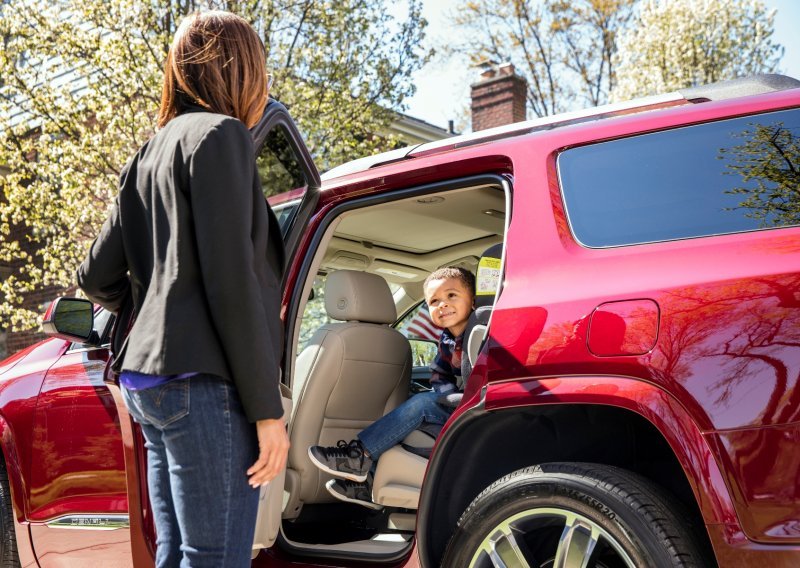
left=120, top=370, right=198, bottom=391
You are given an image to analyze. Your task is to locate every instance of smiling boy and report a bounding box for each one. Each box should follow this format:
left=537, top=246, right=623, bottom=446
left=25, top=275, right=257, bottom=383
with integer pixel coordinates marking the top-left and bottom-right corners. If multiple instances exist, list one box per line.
left=307, top=267, right=475, bottom=508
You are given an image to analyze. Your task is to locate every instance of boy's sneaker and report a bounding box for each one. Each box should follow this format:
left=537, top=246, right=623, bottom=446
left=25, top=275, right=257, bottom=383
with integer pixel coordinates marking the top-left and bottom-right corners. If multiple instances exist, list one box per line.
left=308, top=439, right=373, bottom=482
left=326, top=474, right=382, bottom=510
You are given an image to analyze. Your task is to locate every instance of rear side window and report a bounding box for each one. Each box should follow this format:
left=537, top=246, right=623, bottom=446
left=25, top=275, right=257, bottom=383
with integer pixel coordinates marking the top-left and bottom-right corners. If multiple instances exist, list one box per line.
left=558, top=108, right=800, bottom=247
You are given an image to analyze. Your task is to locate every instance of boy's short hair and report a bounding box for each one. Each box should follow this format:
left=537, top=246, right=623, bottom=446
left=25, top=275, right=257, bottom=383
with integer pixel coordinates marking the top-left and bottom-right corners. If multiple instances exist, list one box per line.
left=423, top=266, right=476, bottom=298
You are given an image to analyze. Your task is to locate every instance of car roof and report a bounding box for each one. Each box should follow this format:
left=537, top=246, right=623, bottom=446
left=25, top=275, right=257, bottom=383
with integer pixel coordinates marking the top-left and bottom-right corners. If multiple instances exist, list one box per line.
left=321, top=73, right=800, bottom=183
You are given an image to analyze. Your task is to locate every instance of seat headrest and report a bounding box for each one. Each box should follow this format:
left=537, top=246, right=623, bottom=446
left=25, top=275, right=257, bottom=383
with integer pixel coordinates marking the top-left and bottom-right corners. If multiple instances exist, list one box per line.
left=475, top=243, right=503, bottom=309
left=325, top=270, right=397, bottom=324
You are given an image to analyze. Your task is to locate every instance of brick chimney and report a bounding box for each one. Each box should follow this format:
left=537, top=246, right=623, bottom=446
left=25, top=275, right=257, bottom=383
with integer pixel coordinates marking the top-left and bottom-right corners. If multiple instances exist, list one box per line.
left=470, top=62, right=528, bottom=131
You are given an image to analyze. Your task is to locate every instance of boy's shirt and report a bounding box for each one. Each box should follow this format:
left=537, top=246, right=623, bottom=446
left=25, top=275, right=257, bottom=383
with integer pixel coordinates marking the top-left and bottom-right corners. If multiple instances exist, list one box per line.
left=430, top=328, right=464, bottom=394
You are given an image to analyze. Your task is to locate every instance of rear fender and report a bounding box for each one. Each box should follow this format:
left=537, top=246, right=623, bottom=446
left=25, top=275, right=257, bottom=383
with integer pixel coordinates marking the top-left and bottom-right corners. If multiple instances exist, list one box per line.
left=416, top=375, right=739, bottom=567
left=480, top=376, right=737, bottom=524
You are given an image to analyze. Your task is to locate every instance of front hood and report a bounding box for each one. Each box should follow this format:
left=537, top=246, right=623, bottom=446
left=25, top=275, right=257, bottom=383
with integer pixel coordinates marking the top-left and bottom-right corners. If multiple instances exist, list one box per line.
left=0, top=338, right=68, bottom=377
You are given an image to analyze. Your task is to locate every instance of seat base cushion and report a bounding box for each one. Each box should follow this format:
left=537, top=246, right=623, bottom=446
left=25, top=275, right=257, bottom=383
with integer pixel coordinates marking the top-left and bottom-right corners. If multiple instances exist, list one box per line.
left=372, top=445, right=428, bottom=509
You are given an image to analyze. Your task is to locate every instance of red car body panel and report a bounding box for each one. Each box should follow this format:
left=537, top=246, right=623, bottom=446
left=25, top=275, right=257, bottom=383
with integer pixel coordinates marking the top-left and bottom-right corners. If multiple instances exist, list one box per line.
left=28, top=347, right=130, bottom=567
left=0, top=338, right=68, bottom=566
left=28, top=348, right=125, bottom=521
left=2, top=86, right=799, bottom=565
left=482, top=376, right=739, bottom=526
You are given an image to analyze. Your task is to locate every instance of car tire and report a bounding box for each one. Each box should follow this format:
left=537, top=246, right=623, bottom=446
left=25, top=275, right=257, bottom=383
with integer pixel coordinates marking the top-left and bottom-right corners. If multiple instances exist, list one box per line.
left=0, top=462, right=19, bottom=568
left=441, top=462, right=711, bottom=568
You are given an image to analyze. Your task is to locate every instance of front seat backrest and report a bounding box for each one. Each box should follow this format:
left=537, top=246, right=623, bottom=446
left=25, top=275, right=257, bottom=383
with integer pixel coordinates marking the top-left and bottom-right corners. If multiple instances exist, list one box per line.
left=289, top=270, right=411, bottom=504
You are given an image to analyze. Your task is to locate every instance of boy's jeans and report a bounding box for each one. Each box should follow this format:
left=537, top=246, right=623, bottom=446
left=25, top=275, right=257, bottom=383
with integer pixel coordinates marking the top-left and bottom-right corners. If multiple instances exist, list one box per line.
left=122, top=374, right=259, bottom=568
left=358, top=391, right=453, bottom=459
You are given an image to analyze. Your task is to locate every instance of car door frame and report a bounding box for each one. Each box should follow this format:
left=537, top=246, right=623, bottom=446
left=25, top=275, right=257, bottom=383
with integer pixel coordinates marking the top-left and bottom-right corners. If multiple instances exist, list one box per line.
left=251, top=99, right=321, bottom=265
left=272, top=172, right=511, bottom=563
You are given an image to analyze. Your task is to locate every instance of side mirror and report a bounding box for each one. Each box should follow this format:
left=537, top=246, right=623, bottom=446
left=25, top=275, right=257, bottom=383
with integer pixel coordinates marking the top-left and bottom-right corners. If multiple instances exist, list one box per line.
left=43, top=297, right=97, bottom=344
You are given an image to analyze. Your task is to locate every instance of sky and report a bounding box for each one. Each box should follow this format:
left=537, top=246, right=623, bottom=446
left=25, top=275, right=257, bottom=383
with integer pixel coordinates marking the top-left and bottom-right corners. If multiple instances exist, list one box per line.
left=404, top=0, right=800, bottom=131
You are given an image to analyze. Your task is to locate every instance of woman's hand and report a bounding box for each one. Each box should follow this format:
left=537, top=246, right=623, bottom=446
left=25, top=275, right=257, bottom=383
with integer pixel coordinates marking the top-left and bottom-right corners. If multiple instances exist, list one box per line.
left=247, top=417, right=290, bottom=487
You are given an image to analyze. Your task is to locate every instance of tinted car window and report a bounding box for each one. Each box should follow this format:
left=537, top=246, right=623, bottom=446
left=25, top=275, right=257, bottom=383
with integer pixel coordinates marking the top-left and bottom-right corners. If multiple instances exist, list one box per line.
left=257, top=125, right=308, bottom=198
left=558, top=108, right=800, bottom=247
left=273, top=202, right=299, bottom=233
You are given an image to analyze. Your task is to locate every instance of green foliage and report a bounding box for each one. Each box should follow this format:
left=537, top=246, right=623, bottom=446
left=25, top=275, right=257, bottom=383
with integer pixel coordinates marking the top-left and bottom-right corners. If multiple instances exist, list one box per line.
left=409, top=338, right=437, bottom=367
left=722, top=122, right=800, bottom=227
left=451, top=0, right=785, bottom=117
left=0, top=0, right=427, bottom=330
left=613, top=0, right=783, bottom=100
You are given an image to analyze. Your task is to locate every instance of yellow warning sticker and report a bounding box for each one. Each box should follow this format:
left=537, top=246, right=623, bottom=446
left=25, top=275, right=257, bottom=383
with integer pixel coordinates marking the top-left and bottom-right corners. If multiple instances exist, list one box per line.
left=476, top=257, right=501, bottom=296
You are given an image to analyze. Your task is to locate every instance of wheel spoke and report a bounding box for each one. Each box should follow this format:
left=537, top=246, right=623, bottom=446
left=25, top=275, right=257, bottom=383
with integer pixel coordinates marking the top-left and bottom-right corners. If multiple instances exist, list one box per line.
left=486, top=524, right=533, bottom=568
left=468, top=506, right=636, bottom=568
left=552, top=513, right=599, bottom=568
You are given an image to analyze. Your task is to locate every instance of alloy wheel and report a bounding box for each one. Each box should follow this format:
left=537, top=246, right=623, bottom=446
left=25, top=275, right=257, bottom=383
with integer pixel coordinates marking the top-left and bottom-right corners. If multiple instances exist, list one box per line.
left=467, top=507, right=636, bottom=568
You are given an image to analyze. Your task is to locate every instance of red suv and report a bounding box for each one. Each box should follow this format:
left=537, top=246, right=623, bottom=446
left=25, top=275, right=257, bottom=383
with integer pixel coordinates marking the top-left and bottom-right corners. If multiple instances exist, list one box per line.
left=4, top=73, right=800, bottom=567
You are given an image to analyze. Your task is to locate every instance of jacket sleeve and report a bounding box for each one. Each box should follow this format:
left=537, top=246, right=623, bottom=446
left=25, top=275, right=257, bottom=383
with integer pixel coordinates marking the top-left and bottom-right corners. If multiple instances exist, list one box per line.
left=77, top=180, right=131, bottom=314
left=188, top=118, right=284, bottom=422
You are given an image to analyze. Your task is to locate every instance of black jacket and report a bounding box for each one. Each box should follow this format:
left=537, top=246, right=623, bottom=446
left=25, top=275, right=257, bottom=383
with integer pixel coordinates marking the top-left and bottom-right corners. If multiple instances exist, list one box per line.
left=78, top=109, right=286, bottom=422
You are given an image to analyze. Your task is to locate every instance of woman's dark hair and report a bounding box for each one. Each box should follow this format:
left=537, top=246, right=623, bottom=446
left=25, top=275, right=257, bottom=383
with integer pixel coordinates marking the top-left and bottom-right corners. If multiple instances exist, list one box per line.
left=158, top=11, right=268, bottom=129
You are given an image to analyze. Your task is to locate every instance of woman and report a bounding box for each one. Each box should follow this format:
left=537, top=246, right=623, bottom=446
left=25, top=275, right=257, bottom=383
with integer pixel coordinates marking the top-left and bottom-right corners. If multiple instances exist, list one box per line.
left=77, top=11, right=289, bottom=567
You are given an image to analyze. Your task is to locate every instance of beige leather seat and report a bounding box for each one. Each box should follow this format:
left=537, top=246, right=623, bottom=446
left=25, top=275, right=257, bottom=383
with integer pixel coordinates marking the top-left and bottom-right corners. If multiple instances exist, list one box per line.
left=372, top=431, right=433, bottom=509
left=287, top=270, right=411, bottom=507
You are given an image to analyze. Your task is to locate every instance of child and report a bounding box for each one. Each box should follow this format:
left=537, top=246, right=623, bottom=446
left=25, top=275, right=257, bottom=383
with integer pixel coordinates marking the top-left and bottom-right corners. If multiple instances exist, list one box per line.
left=308, top=267, right=475, bottom=508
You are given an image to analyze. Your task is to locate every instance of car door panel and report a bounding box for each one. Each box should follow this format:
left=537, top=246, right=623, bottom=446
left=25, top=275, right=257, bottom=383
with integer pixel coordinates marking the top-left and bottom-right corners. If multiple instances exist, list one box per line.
left=29, top=347, right=131, bottom=567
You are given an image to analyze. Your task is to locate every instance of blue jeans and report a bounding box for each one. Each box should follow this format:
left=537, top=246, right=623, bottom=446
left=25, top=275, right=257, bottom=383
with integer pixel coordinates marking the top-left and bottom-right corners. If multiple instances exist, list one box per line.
left=357, top=391, right=453, bottom=459
left=122, top=374, right=259, bottom=568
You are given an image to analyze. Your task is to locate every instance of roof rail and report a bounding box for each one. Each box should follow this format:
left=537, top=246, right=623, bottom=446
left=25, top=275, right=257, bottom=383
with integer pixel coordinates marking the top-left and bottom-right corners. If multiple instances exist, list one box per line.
left=321, top=74, right=800, bottom=182
left=321, top=91, right=686, bottom=180
left=321, top=145, right=421, bottom=181
left=680, top=73, right=800, bottom=102
left=408, top=91, right=685, bottom=158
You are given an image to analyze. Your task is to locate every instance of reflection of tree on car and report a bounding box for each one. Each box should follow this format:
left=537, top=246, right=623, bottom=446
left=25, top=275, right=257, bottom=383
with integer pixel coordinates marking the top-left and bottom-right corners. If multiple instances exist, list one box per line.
left=257, top=127, right=308, bottom=198
left=722, top=120, right=800, bottom=227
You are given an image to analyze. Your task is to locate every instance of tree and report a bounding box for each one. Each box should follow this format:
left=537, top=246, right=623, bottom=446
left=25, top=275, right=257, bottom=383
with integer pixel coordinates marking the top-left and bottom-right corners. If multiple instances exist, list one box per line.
left=450, top=0, right=636, bottom=118
left=722, top=120, right=800, bottom=228
left=0, top=0, right=427, bottom=331
left=549, top=0, right=635, bottom=107
left=613, top=0, right=783, bottom=101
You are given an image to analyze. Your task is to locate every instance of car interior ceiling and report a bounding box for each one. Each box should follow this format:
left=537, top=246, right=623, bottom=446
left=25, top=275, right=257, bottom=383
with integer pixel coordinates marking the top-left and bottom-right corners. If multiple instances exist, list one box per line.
left=279, top=183, right=507, bottom=556
left=294, top=184, right=505, bottom=326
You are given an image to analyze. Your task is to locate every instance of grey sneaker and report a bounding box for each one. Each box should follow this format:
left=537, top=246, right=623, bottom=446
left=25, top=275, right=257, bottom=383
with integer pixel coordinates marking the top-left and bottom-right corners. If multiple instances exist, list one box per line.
left=308, top=439, right=374, bottom=482
left=326, top=474, right=382, bottom=510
